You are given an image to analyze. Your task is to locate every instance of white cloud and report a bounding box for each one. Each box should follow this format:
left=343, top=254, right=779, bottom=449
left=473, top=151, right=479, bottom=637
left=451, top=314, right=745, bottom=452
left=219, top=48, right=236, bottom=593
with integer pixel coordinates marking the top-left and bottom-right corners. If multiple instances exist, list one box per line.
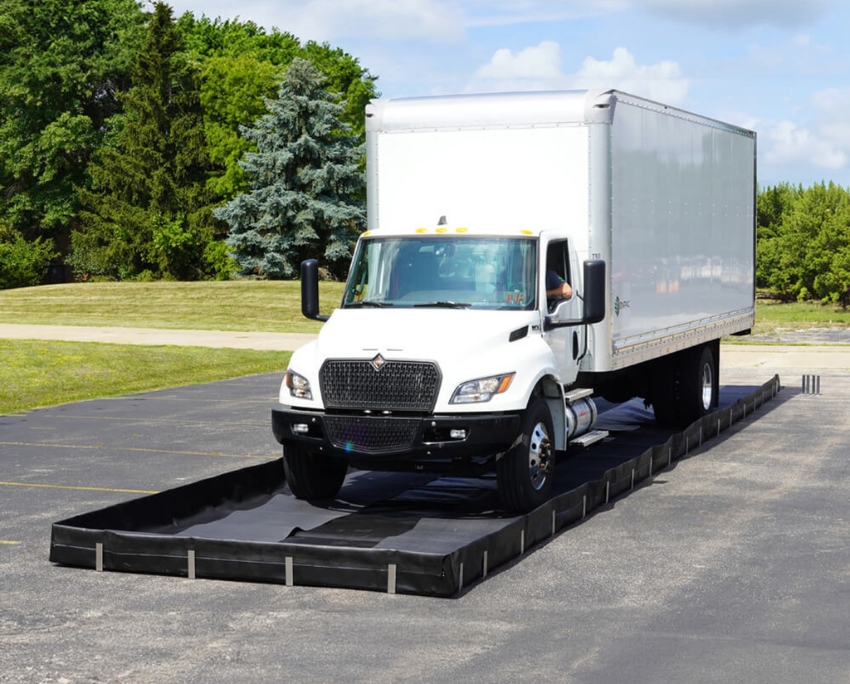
left=165, top=0, right=465, bottom=43
left=763, top=121, right=847, bottom=170
left=634, top=0, right=836, bottom=29
left=471, top=45, right=689, bottom=105
left=759, top=88, right=850, bottom=173
left=570, top=47, right=688, bottom=104
left=462, top=0, right=629, bottom=27
left=810, top=88, right=850, bottom=149
left=164, top=0, right=836, bottom=41
left=475, top=41, right=562, bottom=79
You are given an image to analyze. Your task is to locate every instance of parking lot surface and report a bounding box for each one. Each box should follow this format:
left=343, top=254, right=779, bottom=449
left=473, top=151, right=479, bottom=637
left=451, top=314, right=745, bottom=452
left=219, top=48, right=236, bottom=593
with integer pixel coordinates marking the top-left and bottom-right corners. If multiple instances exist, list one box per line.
left=1, top=348, right=848, bottom=683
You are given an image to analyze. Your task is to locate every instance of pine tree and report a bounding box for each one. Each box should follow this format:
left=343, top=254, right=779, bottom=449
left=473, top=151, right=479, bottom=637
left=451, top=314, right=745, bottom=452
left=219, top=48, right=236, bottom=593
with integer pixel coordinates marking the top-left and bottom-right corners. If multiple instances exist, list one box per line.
left=72, top=2, right=216, bottom=280
left=215, top=58, right=365, bottom=279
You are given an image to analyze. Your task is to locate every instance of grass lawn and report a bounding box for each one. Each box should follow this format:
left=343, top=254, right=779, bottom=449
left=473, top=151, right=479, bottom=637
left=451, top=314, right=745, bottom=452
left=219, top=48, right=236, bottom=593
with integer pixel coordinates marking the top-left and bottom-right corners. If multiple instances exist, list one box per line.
left=0, top=339, right=290, bottom=415
left=0, top=280, right=346, bottom=333
left=752, top=299, right=850, bottom=334
left=0, top=281, right=321, bottom=414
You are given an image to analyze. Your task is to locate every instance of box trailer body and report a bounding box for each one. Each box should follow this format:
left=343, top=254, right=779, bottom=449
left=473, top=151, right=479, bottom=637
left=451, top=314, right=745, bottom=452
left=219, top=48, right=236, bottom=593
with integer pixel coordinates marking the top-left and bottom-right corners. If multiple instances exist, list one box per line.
left=273, top=90, right=757, bottom=512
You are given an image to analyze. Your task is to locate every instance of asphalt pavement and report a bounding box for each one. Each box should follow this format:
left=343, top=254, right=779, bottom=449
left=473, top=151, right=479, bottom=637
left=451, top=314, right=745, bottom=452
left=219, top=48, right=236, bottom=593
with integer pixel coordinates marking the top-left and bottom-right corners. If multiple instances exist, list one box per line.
left=1, top=326, right=849, bottom=682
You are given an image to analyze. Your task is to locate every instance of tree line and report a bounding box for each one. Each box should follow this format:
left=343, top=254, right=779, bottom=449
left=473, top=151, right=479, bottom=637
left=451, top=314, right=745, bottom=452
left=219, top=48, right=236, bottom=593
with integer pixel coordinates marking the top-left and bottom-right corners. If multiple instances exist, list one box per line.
left=0, top=0, right=375, bottom=287
left=1, top=1, right=848, bottom=308
left=757, top=182, right=850, bottom=308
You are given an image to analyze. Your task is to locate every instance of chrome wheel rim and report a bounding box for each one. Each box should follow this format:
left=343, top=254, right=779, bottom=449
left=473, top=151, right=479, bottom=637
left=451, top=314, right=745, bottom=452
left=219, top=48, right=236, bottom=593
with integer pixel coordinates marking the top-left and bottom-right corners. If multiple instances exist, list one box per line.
left=701, top=362, right=713, bottom=411
left=528, top=421, right=552, bottom=490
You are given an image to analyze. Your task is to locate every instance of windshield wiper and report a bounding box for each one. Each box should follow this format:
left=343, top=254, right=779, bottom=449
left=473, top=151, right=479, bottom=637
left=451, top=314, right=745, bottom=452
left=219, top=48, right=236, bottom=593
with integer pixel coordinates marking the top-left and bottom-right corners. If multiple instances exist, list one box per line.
left=345, top=300, right=393, bottom=308
left=412, top=301, right=471, bottom=309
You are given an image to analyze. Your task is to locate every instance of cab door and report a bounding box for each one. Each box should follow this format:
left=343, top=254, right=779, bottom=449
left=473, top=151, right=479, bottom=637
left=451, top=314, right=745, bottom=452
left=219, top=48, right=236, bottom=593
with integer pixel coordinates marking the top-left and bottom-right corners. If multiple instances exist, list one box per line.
left=541, top=238, right=584, bottom=385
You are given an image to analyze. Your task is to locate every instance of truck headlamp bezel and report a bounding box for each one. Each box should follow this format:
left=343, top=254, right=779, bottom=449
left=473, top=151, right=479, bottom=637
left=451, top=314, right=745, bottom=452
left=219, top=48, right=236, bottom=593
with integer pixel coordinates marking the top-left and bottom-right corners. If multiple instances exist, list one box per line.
left=285, top=369, right=313, bottom=400
left=450, top=373, right=515, bottom=404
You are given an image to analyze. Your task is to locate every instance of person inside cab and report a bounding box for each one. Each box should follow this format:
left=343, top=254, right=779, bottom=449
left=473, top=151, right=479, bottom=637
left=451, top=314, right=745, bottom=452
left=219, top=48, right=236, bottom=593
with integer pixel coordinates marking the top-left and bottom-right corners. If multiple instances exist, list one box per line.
left=546, top=243, right=573, bottom=310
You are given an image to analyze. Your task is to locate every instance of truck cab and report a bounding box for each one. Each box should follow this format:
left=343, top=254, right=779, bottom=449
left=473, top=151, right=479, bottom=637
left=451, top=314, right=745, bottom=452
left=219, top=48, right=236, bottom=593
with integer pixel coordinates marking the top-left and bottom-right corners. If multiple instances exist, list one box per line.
left=272, top=224, right=606, bottom=513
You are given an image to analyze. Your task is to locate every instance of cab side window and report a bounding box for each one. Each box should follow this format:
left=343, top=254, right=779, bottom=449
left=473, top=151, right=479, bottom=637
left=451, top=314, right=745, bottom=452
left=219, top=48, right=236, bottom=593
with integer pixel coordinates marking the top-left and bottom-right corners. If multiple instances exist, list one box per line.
left=545, top=241, right=572, bottom=311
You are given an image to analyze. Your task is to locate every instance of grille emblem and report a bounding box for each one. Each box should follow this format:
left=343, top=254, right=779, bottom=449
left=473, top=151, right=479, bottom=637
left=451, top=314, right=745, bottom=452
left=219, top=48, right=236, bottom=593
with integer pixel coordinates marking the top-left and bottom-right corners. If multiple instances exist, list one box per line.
left=370, top=354, right=386, bottom=371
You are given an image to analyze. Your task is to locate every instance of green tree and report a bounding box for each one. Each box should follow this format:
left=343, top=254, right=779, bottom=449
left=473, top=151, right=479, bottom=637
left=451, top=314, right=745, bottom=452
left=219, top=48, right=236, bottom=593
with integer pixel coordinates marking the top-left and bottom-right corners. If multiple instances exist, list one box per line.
left=790, top=183, right=850, bottom=307
left=756, top=182, right=850, bottom=307
left=200, top=54, right=281, bottom=198
left=72, top=2, right=224, bottom=280
left=215, top=59, right=365, bottom=279
left=756, top=182, right=803, bottom=294
left=177, top=16, right=378, bottom=200
left=301, top=41, right=378, bottom=137
left=0, top=0, right=144, bottom=237
left=177, top=16, right=300, bottom=64
left=0, top=221, right=57, bottom=289
left=757, top=182, right=801, bottom=239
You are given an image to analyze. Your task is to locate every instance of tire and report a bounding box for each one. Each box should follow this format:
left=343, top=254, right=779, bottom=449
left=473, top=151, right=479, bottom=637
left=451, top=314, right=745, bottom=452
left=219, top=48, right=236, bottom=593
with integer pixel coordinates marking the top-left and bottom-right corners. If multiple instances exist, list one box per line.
left=497, top=397, right=555, bottom=513
left=652, top=344, right=717, bottom=427
left=283, top=445, right=348, bottom=500
left=678, top=344, right=717, bottom=425
left=651, top=356, right=681, bottom=426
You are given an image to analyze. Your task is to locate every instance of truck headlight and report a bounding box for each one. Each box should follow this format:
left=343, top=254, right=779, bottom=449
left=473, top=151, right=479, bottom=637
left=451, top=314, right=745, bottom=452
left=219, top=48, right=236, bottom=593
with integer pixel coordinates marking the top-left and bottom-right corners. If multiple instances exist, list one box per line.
left=285, top=369, right=313, bottom=400
left=450, top=373, right=515, bottom=404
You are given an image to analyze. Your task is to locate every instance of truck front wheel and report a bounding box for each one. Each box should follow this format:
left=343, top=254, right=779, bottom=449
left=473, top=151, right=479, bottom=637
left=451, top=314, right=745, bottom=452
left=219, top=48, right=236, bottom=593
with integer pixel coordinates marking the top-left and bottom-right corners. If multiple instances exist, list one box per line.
left=497, top=397, right=555, bottom=513
left=283, top=445, right=348, bottom=500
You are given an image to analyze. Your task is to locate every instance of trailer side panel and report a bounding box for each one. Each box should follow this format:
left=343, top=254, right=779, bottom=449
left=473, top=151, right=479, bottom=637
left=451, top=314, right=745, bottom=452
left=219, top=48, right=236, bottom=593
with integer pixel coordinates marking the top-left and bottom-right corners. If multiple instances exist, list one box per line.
left=604, top=96, right=756, bottom=370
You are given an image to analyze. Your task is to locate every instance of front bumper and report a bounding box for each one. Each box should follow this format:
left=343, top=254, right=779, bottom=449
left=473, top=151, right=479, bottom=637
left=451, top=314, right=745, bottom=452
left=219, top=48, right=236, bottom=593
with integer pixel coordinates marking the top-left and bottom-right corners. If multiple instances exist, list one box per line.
left=272, top=407, right=521, bottom=471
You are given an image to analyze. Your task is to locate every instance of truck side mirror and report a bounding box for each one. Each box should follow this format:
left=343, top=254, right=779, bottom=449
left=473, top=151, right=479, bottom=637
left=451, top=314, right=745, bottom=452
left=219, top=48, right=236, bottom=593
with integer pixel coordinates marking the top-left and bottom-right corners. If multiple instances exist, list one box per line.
left=543, top=259, right=606, bottom=331
left=582, top=259, right=606, bottom=324
left=301, top=259, right=329, bottom=322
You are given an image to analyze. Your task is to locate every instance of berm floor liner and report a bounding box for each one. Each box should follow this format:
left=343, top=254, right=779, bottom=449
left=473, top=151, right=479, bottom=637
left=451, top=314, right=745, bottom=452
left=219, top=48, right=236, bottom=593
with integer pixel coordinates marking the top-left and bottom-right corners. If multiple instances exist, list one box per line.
left=50, top=377, right=780, bottom=597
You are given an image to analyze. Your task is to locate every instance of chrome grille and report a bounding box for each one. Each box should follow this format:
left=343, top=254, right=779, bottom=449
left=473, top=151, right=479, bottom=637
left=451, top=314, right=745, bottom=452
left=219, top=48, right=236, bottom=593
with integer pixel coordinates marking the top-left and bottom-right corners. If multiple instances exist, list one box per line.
left=320, top=360, right=440, bottom=411
left=324, top=416, right=420, bottom=453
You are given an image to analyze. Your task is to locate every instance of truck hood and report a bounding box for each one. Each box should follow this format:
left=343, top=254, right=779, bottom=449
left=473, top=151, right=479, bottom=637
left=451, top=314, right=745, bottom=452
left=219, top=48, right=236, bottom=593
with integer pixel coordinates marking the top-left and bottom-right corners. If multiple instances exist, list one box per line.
left=285, top=307, right=554, bottom=412
left=310, top=308, right=538, bottom=360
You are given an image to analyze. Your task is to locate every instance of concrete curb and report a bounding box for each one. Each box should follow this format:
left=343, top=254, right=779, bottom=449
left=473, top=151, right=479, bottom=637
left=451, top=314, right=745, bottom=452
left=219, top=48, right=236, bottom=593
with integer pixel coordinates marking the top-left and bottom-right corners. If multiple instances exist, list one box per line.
left=0, top=323, right=316, bottom=352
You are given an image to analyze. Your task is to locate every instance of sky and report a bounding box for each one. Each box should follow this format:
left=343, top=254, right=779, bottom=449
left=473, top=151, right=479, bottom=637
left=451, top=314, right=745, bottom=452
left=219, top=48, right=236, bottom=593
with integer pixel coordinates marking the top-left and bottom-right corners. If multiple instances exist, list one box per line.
left=158, top=0, right=850, bottom=189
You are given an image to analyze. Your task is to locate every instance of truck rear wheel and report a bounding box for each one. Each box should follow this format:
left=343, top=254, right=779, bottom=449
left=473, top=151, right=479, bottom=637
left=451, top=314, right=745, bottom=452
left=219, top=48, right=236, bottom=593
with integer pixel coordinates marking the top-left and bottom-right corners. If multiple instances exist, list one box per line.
left=652, top=344, right=717, bottom=427
left=283, top=445, right=348, bottom=500
left=678, top=344, right=717, bottom=424
left=497, top=397, right=555, bottom=513
left=652, top=356, right=681, bottom=426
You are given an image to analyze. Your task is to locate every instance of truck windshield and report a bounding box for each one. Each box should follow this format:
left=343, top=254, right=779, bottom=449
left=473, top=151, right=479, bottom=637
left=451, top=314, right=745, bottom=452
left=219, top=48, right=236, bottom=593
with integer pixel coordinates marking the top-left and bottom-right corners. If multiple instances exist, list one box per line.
left=342, top=236, right=537, bottom=310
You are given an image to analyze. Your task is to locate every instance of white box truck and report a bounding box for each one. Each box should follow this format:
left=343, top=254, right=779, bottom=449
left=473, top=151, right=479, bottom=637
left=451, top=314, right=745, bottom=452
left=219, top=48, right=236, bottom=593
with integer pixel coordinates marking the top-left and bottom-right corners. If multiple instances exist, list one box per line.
left=272, top=90, right=756, bottom=513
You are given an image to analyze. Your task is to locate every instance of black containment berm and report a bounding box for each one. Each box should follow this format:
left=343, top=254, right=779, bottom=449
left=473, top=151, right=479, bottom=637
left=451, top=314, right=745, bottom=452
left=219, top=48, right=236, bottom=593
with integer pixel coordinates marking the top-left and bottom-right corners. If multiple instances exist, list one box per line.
left=50, top=377, right=781, bottom=597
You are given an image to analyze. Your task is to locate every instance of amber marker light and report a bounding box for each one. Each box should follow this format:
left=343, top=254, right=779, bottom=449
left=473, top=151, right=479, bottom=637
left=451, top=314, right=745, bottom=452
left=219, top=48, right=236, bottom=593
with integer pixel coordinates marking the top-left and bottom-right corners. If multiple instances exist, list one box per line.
left=496, top=374, right=514, bottom=393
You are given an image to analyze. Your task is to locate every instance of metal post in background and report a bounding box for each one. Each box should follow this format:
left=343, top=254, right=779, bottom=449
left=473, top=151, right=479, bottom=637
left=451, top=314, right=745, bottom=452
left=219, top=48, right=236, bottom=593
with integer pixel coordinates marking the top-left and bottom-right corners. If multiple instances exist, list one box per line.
left=802, top=375, right=821, bottom=395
